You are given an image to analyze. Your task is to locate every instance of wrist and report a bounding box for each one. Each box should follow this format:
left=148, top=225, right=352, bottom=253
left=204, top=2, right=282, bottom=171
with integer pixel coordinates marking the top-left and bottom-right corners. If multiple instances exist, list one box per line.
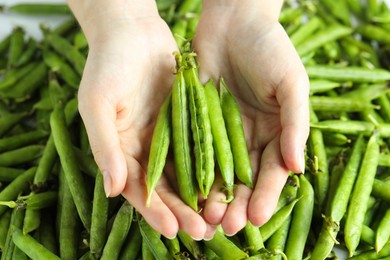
left=67, top=0, right=159, bottom=42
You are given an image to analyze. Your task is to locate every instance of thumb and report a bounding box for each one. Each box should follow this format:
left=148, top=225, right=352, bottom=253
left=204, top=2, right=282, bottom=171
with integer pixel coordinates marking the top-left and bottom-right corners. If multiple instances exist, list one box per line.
left=78, top=93, right=127, bottom=197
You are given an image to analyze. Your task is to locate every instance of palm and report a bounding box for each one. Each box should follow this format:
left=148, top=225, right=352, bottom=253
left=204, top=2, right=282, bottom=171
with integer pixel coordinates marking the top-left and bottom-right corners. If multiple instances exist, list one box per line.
left=193, top=10, right=309, bottom=234
left=78, top=17, right=211, bottom=239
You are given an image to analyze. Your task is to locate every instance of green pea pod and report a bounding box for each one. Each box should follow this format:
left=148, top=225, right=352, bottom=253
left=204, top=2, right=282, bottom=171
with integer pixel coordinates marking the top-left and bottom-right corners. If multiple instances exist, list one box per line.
left=0, top=34, right=11, bottom=56
left=146, top=92, right=172, bottom=207
left=8, top=3, right=71, bottom=15
left=372, top=178, right=390, bottom=201
left=138, top=216, right=173, bottom=260
left=119, top=223, right=142, bottom=260
left=0, top=112, right=28, bottom=137
left=220, top=77, right=254, bottom=188
left=260, top=197, right=299, bottom=241
left=0, top=209, right=11, bottom=250
left=2, top=208, right=25, bottom=260
left=0, top=145, right=44, bottom=167
left=172, top=60, right=198, bottom=211
left=376, top=208, right=390, bottom=252
left=0, top=130, right=48, bottom=153
left=203, top=226, right=248, bottom=259
left=45, top=33, right=86, bottom=75
left=284, top=174, right=314, bottom=260
left=184, top=54, right=215, bottom=198
left=266, top=215, right=291, bottom=260
left=12, top=227, right=61, bottom=260
left=177, top=230, right=204, bottom=259
left=0, top=62, right=37, bottom=90
left=204, top=79, right=234, bottom=202
left=0, top=167, right=25, bottom=182
left=163, top=236, right=181, bottom=260
left=290, top=17, right=322, bottom=47
left=243, top=221, right=264, bottom=256
left=90, top=172, right=109, bottom=259
left=14, top=37, right=37, bottom=67
left=8, top=27, right=25, bottom=68
left=50, top=107, right=92, bottom=231
left=345, top=133, right=380, bottom=257
left=310, top=96, right=378, bottom=112
left=305, top=65, right=390, bottom=82
left=296, top=24, right=352, bottom=56
left=0, top=167, right=36, bottom=216
left=101, top=201, right=133, bottom=260
left=0, top=62, right=48, bottom=101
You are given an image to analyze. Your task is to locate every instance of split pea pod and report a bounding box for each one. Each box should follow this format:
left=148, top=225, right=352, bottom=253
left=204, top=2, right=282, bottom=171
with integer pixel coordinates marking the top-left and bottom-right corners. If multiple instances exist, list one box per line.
left=220, top=77, right=254, bottom=188
left=172, top=56, right=198, bottom=211
left=12, top=227, right=61, bottom=260
left=50, top=106, right=92, bottom=231
left=184, top=54, right=214, bottom=198
left=204, top=79, right=234, bottom=202
left=344, top=133, right=380, bottom=257
left=146, top=92, right=172, bottom=207
left=101, top=201, right=133, bottom=260
left=284, top=174, right=314, bottom=260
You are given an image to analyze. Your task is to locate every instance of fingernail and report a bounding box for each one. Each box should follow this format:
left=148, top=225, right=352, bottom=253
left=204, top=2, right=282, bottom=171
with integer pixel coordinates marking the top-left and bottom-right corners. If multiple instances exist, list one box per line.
left=190, top=236, right=203, bottom=241
left=102, top=170, right=112, bottom=197
left=298, top=150, right=305, bottom=174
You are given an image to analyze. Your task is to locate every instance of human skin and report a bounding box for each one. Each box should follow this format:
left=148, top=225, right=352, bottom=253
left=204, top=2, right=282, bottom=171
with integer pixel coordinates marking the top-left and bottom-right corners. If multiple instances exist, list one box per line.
left=194, top=0, right=309, bottom=236
left=67, top=0, right=309, bottom=239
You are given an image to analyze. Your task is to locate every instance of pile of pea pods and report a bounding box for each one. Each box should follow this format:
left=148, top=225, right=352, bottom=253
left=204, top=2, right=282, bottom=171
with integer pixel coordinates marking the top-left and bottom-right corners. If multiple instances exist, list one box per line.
left=1, top=0, right=390, bottom=259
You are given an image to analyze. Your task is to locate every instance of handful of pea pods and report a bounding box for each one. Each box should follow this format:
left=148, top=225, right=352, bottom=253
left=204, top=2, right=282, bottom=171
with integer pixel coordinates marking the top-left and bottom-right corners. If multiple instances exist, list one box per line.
left=146, top=50, right=254, bottom=211
left=1, top=0, right=390, bottom=259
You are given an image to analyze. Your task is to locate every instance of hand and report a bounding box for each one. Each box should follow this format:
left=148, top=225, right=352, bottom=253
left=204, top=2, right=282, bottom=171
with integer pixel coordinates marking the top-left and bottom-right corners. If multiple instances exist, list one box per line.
left=72, top=1, right=214, bottom=239
left=193, top=0, right=310, bottom=235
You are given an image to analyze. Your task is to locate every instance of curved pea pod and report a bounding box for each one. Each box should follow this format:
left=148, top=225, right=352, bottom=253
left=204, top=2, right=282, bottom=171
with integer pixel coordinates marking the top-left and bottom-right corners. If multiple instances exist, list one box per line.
left=172, top=63, right=198, bottom=211
left=12, top=227, right=61, bottom=260
left=204, top=79, right=234, bottom=202
left=184, top=55, right=214, bottom=198
left=203, top=226, right=248, bottom=260
left=220, top=77, right=254, bottom=188
left=284, top=174, right=314, bottom=260
left=146, top=92, right=172, bottom=207
left=259, top=197, right=299, bottom=241
left=345, top=133, right=380, bottom=257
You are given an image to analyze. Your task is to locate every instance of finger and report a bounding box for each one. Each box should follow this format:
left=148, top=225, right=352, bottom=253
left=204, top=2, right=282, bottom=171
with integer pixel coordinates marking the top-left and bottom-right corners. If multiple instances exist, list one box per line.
left=157, top=176, right=208, bottom=240
left=204, top=224, right=217, bottom=241
left=277, top=52, right=310, bottom=174
left=202, top=175, right=229, bottom=225
left=248, top=136, right=290, bottom=227
left=122, top=158, right=179, bottom=239
left=78, top=90, right=127, bottom=197
left=221, top=184, right=252, bottom=236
